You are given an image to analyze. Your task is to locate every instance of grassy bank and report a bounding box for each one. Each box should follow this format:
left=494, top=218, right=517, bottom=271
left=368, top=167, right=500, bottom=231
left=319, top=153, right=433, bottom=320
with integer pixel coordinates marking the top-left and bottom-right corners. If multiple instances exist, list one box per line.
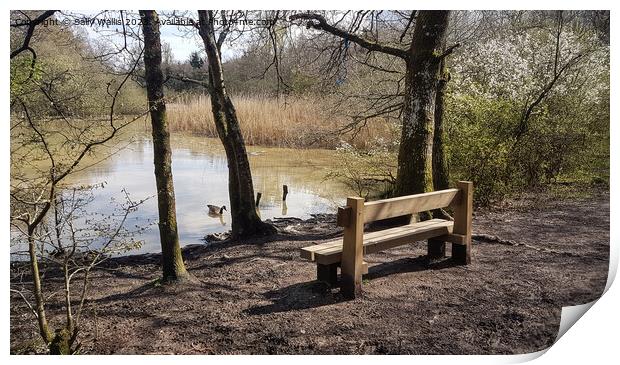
left=166, top=94, right=398, bottom=149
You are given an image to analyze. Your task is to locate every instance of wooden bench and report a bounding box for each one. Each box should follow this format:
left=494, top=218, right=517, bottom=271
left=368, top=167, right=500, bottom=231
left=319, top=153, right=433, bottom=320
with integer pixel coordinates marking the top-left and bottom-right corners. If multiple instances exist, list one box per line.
left=300, top=181, right=473, bottom=298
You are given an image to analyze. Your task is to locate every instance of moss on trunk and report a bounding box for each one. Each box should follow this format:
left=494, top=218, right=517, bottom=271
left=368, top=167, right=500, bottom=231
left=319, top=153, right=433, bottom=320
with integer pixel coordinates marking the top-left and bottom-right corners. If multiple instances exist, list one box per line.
left=48, top=327, right=72, bottom=355
left=140, top=10, right=188, bottom=281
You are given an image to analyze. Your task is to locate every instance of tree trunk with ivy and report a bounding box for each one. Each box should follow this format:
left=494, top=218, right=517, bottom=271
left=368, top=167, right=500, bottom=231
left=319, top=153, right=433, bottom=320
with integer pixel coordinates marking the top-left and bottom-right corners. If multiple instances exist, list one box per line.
left=197, top=10, right=276, bottom=239
left=140, top=10, right=188, bottom=282
left=395, top=11, right=451, bottom=200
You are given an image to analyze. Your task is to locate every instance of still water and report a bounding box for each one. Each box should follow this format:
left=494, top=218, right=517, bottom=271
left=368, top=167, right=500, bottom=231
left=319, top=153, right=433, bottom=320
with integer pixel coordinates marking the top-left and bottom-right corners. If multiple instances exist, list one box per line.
left=58, top=133, right=348, bottom=255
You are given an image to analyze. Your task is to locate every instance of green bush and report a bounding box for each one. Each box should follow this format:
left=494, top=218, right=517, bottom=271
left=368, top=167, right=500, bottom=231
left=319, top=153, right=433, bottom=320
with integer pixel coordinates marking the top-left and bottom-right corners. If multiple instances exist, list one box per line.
left=445, top=26, right=609, bottom=205
left=445, top=94, right=513, bottom=204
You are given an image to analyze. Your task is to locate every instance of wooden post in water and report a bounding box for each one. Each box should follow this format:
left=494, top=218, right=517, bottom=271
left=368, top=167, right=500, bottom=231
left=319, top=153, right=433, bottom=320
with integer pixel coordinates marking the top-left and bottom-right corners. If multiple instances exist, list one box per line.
left=340, top=197, right=365, bottom=299
left=255, top=192, right=262, bottom=207
left=282, top=185, right=289, bottom=201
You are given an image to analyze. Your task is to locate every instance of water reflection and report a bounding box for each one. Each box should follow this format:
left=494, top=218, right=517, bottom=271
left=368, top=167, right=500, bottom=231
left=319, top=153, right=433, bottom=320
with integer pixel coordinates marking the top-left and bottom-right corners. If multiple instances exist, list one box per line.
left=207, top=211, right=227, bottom=226
left=57, top=134, right=347, bottom=255
left=282, top=200, right=288, bottom=216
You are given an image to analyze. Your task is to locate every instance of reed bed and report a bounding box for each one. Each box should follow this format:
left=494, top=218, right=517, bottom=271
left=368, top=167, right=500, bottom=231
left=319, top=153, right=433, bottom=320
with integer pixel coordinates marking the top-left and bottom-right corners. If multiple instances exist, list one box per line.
left=166, top=94, right=396, bottom=149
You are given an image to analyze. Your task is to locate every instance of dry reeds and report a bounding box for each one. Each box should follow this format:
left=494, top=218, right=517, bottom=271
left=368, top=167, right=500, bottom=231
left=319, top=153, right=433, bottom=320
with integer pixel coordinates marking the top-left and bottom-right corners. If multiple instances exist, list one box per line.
left=166, top=94, right=397, bottom=149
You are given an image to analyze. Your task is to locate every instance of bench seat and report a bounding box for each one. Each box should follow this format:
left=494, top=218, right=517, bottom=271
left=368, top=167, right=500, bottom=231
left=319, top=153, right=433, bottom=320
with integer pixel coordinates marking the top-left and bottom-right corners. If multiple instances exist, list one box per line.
left=301, top=218, right=455, bottom=265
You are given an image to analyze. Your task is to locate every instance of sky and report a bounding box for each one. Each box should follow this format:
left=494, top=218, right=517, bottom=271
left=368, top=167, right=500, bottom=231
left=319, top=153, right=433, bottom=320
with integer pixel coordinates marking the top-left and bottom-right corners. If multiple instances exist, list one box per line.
left=62, top=10, right=238, bottom=63
left=159, top=23, right=203, bottom=62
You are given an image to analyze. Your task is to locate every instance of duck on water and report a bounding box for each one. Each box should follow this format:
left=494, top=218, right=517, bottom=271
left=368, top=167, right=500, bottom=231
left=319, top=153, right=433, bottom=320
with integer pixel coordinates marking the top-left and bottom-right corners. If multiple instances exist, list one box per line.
left=207, top=204, right=227, bottom=216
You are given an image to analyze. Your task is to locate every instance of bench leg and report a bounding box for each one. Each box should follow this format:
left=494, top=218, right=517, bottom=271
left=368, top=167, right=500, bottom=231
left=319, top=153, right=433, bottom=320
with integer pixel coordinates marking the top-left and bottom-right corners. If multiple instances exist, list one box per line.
left=427, top=238, right=446, bottom=262
left=452, top=243, right=471, bottom=265
left=317, top=263, right=338, bottom=287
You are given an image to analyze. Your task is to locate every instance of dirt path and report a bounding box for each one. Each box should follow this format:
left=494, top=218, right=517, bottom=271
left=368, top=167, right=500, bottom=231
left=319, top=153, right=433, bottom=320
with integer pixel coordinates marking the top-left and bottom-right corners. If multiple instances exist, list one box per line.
left=10, top=191, right=609, bottom=354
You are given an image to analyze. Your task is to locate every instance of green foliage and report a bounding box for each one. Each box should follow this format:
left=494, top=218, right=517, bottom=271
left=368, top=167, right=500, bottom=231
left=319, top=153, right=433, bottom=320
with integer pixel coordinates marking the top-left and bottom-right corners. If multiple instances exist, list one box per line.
left=445, top=95, right=513, bottom=204
left=115, top=81, right=147, bottom=115
left=10, top=57, right=43, bottom=101
left=446, top=25, right=609, bottom=205
left=9, top=20, right=145, bottom=117
left=189, top=51, right=204, bottom=69
left=289, top=70, right=315, bottom=94
left=9, top=11, right=609, bottom=208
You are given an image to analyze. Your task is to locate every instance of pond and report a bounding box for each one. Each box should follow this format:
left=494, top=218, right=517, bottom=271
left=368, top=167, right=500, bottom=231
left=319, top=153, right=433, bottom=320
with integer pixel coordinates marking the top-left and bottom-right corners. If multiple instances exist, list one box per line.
left=40, top=133, right=349, bottom=255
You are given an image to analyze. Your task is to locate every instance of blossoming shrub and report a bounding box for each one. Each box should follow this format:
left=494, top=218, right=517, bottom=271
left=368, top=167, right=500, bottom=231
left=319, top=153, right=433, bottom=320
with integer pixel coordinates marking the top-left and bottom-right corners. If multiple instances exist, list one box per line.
left=446, top=26, right=609, bottom=204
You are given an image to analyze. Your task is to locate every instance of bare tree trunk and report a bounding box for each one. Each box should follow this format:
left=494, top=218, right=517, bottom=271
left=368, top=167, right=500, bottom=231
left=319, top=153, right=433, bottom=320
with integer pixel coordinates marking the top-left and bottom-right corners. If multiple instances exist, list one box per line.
left=197, top=10, right=275, bottom=239
left=395, top=11, right=451, bottom=199
left=62, top=261, right=74, bottom=332
left=28, top=230, right=75, bottom=354
left=140, top=10, right=188, bottom=281
left=432, top=58, right=450, bottom=191
left=27, top=231, right=52, bottom=343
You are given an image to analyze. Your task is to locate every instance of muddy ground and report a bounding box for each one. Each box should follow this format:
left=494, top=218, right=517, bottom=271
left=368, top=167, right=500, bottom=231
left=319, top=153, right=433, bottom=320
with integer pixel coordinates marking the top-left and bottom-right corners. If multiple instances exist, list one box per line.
left=10, top=190, right=609, bottom=354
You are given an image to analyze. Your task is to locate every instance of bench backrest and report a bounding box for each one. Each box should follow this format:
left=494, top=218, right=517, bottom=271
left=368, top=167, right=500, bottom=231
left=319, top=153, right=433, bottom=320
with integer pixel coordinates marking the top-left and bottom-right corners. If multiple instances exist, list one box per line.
left=337, top=181, right=472, bottom=227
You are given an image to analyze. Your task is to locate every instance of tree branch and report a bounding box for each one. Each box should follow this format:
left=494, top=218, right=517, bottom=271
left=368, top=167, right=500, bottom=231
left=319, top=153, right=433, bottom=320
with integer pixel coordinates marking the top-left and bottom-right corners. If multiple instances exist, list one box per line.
left=168, top=74, right=213, bottom=94
left=399, top=11, right=417, bottom=43
left=289, top=13, right=409, bottom=60
left=439, top=43, right=460, bottom=59
left=10, top=11, right=57, bottom=59
left=514, top=53, right=583, bottom=141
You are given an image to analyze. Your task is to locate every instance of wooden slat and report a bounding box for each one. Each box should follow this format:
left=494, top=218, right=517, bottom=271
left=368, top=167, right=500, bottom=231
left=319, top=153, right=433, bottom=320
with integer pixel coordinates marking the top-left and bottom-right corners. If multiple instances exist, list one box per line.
left=314, top=219, right=454, bottom=265
left=300, top=219, right=449, bottom=261
left=362, top=219, right=445, bottom=240
left=363, top=189, right=460, bottom=223
left=364, top=225, right=452, bottom=255
left=309, top=219, right=451, bottom=258
left=300, top=240, right=341, bottom=260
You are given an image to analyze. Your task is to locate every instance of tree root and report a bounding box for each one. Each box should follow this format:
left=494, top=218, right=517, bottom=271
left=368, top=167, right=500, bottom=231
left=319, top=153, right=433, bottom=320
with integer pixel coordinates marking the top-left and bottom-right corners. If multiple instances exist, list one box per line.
left=472, top=233, right=518, bottom=246
left=472, top=233, right=583, bottom=258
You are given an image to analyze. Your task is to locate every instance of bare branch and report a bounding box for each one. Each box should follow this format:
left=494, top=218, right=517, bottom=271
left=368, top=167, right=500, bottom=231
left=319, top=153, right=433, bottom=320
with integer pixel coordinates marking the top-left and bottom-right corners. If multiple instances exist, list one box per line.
left=289, top=13, right=409, bottom=60
left=168, top=74, right=213, bottom=94
left=438, top=43, right=461, bottom=59
left=10, top=288, right=39, bottom=320
left=514, top=53, right=584, bottom=141
left=10, top=10, right=57, bottom=59
left=399, top=11, right=417, bottom=43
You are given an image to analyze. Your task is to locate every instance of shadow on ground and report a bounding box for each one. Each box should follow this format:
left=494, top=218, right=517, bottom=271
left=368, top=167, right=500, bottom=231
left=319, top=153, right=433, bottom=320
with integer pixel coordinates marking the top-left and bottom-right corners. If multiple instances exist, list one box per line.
left=245, top=255, right=461, bottom=315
